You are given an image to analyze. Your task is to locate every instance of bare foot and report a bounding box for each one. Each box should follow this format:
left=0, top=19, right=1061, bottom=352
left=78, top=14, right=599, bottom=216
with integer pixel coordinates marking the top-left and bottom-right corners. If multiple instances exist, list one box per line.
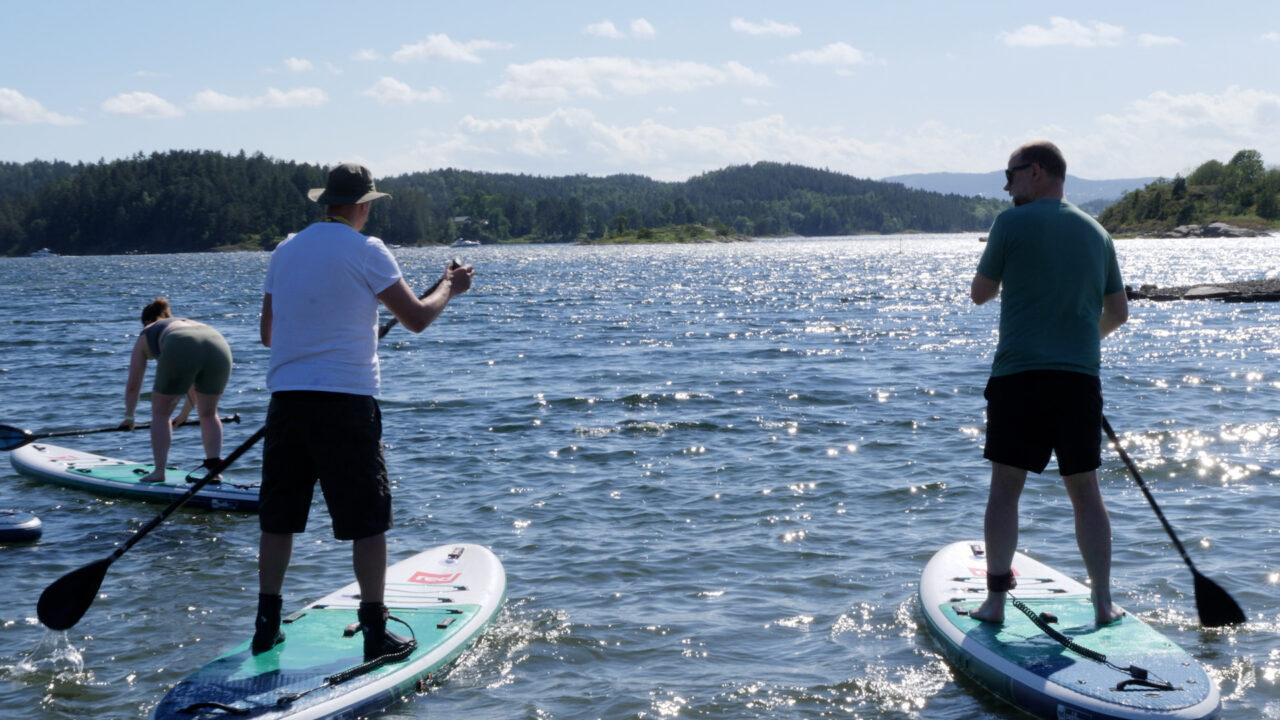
left=969, top=593, right=1006, bottom=624
left=1090, top=589, right=1125, bottom=626
left=1095, top=604, right=1126, bottom=626
left=138, top=470, right=167, bottom=484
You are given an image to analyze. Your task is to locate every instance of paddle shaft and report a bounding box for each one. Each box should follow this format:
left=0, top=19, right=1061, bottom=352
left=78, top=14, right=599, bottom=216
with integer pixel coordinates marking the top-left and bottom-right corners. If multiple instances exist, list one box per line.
left=1100, top=416, right=1199, bottom=571
left=0, top=413, right=241, bottom=452
left=107, top=425, right=266, bottom=563
left=377, top=259, right=462, bottom=339
left=39, top=283, right=434, bottom=629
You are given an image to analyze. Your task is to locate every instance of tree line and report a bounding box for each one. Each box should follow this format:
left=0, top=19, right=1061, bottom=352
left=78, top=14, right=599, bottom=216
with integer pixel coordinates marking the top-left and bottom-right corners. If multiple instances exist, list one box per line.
left=0, top=150, right=1010, bottom=256
left=1099, top=149, right=1280, bottom=234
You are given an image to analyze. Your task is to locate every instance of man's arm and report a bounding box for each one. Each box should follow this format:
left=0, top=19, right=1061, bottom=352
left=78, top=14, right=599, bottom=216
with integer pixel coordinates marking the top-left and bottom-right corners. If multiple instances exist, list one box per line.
left=1099, top=289, right=1129, bottom=338
left=971, top=273, right=1000, bottom=305
left=376, top=263, right=473, bottom=334
left=260, top=293, right=272, bottom=347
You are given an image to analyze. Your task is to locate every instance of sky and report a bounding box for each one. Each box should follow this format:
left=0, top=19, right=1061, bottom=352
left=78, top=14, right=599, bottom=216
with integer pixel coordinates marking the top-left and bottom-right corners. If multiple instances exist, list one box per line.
left=3, top=1, right=1279, bottom=183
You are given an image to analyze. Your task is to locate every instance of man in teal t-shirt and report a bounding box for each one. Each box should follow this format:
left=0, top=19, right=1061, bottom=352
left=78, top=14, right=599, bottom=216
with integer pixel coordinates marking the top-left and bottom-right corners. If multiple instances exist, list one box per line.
left=969, top=141, right=1129, bottom=627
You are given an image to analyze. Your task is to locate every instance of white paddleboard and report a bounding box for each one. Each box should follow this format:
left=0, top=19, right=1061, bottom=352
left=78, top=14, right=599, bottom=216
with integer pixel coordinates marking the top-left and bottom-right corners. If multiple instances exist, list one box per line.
left=10, top=442, right=259, bottom=512
left=151, top=543, right=505, bottom=719
left=920, top=541, right=1220, bottom=719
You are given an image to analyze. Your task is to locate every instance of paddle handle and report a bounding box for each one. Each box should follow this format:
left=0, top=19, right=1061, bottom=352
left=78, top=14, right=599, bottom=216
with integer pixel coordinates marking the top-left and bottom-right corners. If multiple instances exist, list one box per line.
left=378, top=259, right=462, bottom=339
left=1101, top=416, right=1198, bottom=571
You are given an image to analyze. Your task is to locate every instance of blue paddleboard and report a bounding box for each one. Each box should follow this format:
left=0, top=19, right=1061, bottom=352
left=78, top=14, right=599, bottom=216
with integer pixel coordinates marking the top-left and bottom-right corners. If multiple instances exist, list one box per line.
left=920, top=541, right=1220, bottom=719
left=152, top=543, right=506, bottom=719
left=9, top=442, right=259, bottom=512
left=0, top=508, right=42, bottom=542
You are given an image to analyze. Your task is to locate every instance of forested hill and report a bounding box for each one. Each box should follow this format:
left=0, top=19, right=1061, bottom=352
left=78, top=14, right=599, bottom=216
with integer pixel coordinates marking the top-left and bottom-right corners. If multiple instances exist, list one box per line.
left=1099, top=149, right=1280, bottom=234
left=0, top=151, right=1009, bottom=256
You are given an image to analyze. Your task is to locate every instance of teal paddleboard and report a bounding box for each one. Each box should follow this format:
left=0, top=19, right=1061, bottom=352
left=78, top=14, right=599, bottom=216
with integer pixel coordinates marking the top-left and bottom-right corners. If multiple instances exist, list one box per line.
left=151, top=543, right=505, bottom=719
left=920, top=541, right=1220, bottom=719
left=10, top=442, right=259, bottom=511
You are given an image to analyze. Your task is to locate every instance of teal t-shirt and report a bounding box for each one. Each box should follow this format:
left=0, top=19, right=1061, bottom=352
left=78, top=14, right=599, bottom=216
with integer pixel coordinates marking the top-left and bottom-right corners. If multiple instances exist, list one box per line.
left=976, top=199, right=1123, bottom=377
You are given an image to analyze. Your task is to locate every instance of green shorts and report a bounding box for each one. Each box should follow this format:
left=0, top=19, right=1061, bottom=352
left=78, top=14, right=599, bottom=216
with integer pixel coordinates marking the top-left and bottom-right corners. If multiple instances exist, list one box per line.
left=152, top=324, right=233, bottom=396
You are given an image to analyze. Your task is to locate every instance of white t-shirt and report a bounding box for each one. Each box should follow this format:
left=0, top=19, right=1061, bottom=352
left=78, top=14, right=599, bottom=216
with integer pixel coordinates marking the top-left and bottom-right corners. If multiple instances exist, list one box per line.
left=263, top=221, right=402, bottom=395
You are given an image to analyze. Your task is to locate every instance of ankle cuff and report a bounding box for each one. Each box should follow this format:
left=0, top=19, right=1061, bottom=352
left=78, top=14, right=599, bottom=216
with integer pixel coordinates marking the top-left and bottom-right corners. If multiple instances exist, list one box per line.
left=986, top=571, right=1017, bottom=592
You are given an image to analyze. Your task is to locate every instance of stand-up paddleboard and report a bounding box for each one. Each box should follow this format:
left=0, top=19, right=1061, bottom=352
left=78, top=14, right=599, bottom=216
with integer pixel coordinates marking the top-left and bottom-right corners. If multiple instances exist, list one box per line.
left=9, top=443, right=259, bottom=512
left=0, top=508, right=42, bottom=542
left=920, top=541, right=1220, bottom=720
left=151, top=543, right=506, bottom=719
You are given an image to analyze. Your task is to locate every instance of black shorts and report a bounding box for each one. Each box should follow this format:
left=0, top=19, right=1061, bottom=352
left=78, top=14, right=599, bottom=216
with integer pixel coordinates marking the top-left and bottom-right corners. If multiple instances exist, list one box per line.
left=260, top=391, right=392, bottom=540
left=983, top=370, right=1102, bottom=476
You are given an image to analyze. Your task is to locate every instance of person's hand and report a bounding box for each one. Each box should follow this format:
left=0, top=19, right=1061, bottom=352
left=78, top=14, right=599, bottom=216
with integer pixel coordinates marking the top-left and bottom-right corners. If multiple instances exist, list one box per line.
left=446, top=262, right=474, bottom=297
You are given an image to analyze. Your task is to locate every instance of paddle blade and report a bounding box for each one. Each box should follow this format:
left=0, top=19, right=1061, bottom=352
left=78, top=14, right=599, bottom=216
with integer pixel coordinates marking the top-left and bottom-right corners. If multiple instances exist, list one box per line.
left=0, top=424, right=36, bottom=451
left=1193, top=569, right=1247, bottom=627
left=37, top=556, right=114, bottom=630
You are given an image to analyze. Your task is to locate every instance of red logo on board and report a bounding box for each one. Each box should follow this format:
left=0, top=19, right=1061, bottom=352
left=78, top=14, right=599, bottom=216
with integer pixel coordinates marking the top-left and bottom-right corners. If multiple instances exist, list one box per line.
left=969, top=567, right=1020, bottom=578
left=409, top=571, right=460, bottom=584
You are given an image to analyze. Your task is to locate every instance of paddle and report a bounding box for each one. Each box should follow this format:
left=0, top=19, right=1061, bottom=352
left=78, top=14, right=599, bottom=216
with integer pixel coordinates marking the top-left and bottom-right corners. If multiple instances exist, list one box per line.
left=1102, top=416, right=1247, bottom=627
left=0, top=414, right=241, bottom=452
left=37, top=424, right=266, bottom=630
left=37, top=263, right=462, bottom=630
left=378, top=259, right=462, bottom=339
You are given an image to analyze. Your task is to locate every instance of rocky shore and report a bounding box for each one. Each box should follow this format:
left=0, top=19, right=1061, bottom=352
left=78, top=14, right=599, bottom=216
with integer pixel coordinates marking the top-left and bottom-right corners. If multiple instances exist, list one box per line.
left=1127, top=277, right=1280, bottom=302
left=1154, top=222, right=1272, bottom=239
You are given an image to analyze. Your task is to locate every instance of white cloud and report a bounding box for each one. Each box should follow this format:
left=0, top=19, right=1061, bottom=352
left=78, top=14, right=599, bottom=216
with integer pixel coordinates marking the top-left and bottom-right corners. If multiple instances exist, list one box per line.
left=0, top=88, right=80, bottom=125
left=363, top=77, right=446, bottom=105
left=585, top=19, right=655, bottom=39
left=584, top=20, right=623, bottom=38
left=1263, top=32, right=1280, bottom=42
left=284, top=57, right=313, bottom=72
left=389, top=108, right=989, bottom=181
left=785, top=42, right=869, bottom=67
left=1000, top=17, right=1125, bottom=48
left=392, top=34, right=507, bottom=63
left=1088, top=86, right=1280, bottom=175
left=490, top=57, right=770, bottom=102
left=102, top=91, right=183, bottom=118
left=190, top=87, right=329, bottom=111
left=730, top=18, right=801, bottom=37
left=1138, top=33, right=1182, bottom=48
left=352, top=48, right=380, bottom=61
left=630, top=19, right=656, bottom=39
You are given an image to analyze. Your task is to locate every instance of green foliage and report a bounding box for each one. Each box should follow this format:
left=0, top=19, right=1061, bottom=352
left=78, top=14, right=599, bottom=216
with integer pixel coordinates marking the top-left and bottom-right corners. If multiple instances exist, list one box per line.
left=1099, top=150, right=1280, bottom=233
left=2, top=154, right=1011, bottom=256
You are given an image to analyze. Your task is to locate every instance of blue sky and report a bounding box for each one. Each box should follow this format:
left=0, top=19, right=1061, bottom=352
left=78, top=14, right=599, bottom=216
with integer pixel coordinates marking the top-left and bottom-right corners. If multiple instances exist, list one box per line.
left=3, top=1, right=1279, bottom=182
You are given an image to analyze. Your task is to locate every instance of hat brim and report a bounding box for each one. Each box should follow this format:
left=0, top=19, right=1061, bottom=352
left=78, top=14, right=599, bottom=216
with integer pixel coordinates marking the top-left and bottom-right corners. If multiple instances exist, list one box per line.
left=307, top=188, right=392, bottom=205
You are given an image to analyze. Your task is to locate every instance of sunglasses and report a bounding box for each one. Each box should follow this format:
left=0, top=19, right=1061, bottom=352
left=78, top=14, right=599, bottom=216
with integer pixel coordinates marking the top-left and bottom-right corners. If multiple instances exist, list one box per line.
left=1004, top=163, right=1033, bottom=183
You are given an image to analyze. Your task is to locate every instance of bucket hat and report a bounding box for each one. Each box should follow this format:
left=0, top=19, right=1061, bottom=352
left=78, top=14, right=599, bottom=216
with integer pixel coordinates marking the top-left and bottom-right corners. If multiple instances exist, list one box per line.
left=307, top=163, right=392, bottom=205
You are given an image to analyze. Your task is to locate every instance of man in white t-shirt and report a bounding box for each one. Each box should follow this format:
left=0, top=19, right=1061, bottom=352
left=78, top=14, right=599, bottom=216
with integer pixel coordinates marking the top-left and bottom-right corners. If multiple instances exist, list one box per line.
left=253, top=163, right=473, bottom=662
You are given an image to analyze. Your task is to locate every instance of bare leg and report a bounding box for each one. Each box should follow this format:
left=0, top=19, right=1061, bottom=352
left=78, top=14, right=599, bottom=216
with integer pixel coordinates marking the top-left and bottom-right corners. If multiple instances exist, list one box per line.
left=142, top=391, right=182, bottom=482
left=971, top=462, right=1026, bottom=624
left=353, top=533, right=388, bottom=605
left=194, top=392, right=224, bottom=472
left=259, top=531, right=294, bottom=595
left=1063, top=470, right=1125, bottom=625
